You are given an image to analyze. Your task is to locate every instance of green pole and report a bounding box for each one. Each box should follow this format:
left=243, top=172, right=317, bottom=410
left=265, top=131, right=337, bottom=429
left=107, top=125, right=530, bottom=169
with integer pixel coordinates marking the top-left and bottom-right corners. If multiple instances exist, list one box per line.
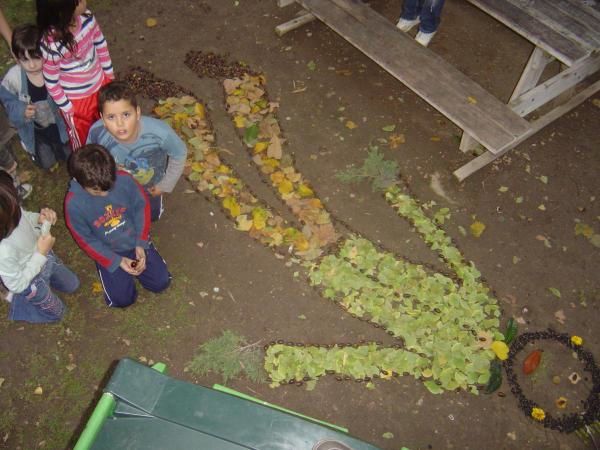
left=73, top=393, right=116, bottom=450
left=212, top=384, right=349, bottom=433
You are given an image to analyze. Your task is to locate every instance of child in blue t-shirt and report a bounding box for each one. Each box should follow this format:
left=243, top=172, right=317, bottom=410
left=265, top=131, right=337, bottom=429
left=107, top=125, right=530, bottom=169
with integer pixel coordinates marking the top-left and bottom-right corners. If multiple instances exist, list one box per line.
left=87, top=81, right=187, bottom=221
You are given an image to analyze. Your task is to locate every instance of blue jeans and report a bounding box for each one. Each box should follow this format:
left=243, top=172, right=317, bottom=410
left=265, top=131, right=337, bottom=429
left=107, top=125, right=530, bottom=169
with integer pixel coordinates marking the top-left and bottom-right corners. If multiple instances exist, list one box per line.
left=96, top=244, right=170, bottom=308
left=145, top=189, right=163, bottom=222
left=9, top=252, right=79, bottom=323
left=401, top=0, right=446, bottom=33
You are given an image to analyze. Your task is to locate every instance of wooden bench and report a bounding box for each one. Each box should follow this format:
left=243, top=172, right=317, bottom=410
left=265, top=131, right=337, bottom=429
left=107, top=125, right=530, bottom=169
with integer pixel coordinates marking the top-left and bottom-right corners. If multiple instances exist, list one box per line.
left=275, top=0, right=600, bottom=180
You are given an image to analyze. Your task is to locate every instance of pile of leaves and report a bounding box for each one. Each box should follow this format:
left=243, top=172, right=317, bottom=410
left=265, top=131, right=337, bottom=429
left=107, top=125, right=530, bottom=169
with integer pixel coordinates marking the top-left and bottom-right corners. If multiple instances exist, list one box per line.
left=149, top=67, right=501, bottom=394
left=223, top=74, right=339, bottom=259
left=266, top=231, right=500, bottom=394
left=154, top=96, right=319, bottom=256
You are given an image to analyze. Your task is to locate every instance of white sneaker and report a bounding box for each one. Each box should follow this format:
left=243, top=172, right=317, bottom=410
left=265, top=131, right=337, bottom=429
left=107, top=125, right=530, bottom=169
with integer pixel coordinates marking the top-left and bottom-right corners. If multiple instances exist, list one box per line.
left=17, top=183, right=33, bottom=200
left=415, top=30, right=436, bottom=47
left=396, top=18, right=419, bottom=32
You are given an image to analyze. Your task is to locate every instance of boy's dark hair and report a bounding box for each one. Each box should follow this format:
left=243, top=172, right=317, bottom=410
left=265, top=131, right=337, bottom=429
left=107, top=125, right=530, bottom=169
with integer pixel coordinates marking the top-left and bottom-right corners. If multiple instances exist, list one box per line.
left=98, top=81, right=138, bottom=113
left=36, top=0, right=90, bottom=54
left=0, top=170, right=21, bottom=240
left=68, top=144, right=116, bottom=191
left=11, top=24, right=43, bottom=60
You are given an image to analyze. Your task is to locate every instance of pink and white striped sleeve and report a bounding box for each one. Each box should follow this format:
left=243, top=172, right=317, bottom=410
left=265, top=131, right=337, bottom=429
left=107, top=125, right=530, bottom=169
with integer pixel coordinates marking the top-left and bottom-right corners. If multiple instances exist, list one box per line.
left=92, top=17, right=114, bottom=80
left=41, top=43, right=73, bottom=114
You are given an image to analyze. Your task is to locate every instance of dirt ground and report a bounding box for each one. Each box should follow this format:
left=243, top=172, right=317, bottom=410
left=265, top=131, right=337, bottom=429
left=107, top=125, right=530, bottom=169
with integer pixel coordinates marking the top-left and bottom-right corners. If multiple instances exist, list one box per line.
left=0, top=0, right=599, bottom=449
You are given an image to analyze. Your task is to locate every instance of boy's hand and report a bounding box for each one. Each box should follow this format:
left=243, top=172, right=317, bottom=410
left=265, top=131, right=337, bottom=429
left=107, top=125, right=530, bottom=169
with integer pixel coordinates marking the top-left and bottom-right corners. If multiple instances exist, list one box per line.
left=148, top=186, right=162, bottom=197
left=36, top=233, right=56, bottom=256
left=120, top=257, right=143, bottom=275
left=24, top=104, right=36, bottom=120
left=134, top=246, right=147, bottom=273
left=39, top=208, right=57, bottom=225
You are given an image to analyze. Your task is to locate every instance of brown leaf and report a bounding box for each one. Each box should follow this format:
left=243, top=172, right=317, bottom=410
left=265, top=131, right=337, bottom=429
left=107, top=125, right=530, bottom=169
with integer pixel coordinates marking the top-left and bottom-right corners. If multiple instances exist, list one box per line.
left=267, top=135, right=283, bottom=159
left=554, top=309, right=566, bottom=324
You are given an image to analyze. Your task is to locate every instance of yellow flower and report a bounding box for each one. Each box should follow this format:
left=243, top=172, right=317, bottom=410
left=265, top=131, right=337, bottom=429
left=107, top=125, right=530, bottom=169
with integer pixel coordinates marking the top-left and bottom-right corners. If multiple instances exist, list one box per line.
left=491, top=341, right=509, bottom=360
left=570, top=336, right=583, bottom=346
left=380, top=369, right=393, bottom=380
left=531, top=407, right=545, bottom=421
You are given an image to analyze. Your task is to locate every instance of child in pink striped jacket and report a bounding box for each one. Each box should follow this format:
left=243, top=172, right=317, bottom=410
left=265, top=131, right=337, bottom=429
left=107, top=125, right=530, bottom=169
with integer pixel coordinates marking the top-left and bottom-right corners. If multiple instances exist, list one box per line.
left=37, top=0, right=114, bottom=149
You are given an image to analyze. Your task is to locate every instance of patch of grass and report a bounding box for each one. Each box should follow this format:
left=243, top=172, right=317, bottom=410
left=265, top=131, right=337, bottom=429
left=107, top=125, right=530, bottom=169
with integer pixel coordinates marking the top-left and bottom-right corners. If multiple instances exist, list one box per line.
left=186, top=330, right=265, bottom=385
left=336, top=146, right=399, bottom=192
left=0, top=0, right=35, bottom=73
left=0, top=399, right=17, bottom=441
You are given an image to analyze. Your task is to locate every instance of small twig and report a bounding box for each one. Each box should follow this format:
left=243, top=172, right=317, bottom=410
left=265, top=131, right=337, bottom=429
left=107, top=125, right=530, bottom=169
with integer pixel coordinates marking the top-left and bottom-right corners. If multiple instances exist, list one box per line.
left=227, top=289, right=237, bottom=303
left=237, top=339, right=263, bottom=352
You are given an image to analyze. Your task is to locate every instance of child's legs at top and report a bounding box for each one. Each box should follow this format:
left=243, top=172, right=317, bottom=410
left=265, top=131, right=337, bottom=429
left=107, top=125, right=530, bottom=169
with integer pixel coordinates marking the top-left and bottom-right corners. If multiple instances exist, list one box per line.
left=70, top=94, right=101, bottom=149
left=8, top=267, right=66, bottom=323
left=68, top=77, right=112, bottom=149
left=33, top=125, right=71, bottom=170
left=418, top=0, right=445, bottom=33
left=0, top=142, right=16, bottom=175
left=33, top=127, right=57, bottom=169
left=401, top=0, right=423, bottom=20
left=137, top=243, right=171, bottom=293
left=46, top=252, right=80, bottom=294
left=147, top=192, right=164, bottom=222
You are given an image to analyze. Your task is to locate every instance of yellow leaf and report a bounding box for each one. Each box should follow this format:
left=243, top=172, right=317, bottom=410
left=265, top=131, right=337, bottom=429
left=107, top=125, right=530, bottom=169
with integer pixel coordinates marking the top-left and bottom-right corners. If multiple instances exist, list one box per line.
left=297, top=184, right=314, bottom=198
left=223, top=197, right=241, bottom=217
left=389, top=133, right=405, bottom=149
left=263, top=158, right=280, bottom=169
left=467, top=96, right=477, bottom=104
left=345, top=120, right=358, bottom=129
left=233, top=115, right=246, bottom=128
left=470, top=221, right=486, bottom=238
left=91, top=281, right=103, bottom=293
left=252, top=208, right=268, bottom=230
left=278, top=179, right=293, bottom=195
left=574, top=223, right=594, bottom=238
left=430, top=136, right=441, bottom=142
left=173, top=112, right=189, bottom=125
left=491, top=341, right=509, bottom=360
left=145, top=17, right=158, bottom=28
left=235, top=215, right=253, bottom=231
left=309, top=198, right=323, bottom=209
left=34, top=386, right=43, bottom=395
left=194, top=103, right=205, bottom=119
left=270, top=171, right=285, bottom=184
left=254, top=142, right=268, bottom=153
left=380, top=369, right=393, bottom=380
left=216, top=165, right=231, bottom=174
left=293, top=235, right=310, bottom=252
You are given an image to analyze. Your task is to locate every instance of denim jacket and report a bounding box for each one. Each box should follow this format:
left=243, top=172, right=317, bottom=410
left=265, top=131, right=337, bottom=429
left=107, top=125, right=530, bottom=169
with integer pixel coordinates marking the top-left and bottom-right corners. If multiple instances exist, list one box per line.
left=0, top=65, right=68, bottom=154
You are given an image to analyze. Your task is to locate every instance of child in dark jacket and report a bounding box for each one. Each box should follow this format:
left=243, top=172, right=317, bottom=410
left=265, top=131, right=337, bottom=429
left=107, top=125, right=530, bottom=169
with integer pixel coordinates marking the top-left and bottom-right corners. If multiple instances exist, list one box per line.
left=64, top=144, right=170, bottom=308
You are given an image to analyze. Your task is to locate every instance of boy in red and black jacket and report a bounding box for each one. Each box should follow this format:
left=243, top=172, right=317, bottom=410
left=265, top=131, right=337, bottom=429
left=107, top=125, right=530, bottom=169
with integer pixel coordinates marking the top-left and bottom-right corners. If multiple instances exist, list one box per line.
left=64, top=144, right=170, bottom=307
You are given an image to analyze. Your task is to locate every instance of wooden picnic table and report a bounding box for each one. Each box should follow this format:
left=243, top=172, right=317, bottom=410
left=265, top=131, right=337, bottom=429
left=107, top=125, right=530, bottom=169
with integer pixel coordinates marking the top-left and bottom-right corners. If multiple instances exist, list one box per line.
left=456, top=0, right=600, bottom=180
left=275, top=0, right=600, bottom=180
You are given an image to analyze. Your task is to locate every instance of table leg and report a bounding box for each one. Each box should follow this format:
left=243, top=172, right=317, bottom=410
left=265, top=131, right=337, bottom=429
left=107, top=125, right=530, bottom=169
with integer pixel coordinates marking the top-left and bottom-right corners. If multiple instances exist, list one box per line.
left=459, top=46, right=551, bottom=153
left=509, top=47, right=552, bottom=102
